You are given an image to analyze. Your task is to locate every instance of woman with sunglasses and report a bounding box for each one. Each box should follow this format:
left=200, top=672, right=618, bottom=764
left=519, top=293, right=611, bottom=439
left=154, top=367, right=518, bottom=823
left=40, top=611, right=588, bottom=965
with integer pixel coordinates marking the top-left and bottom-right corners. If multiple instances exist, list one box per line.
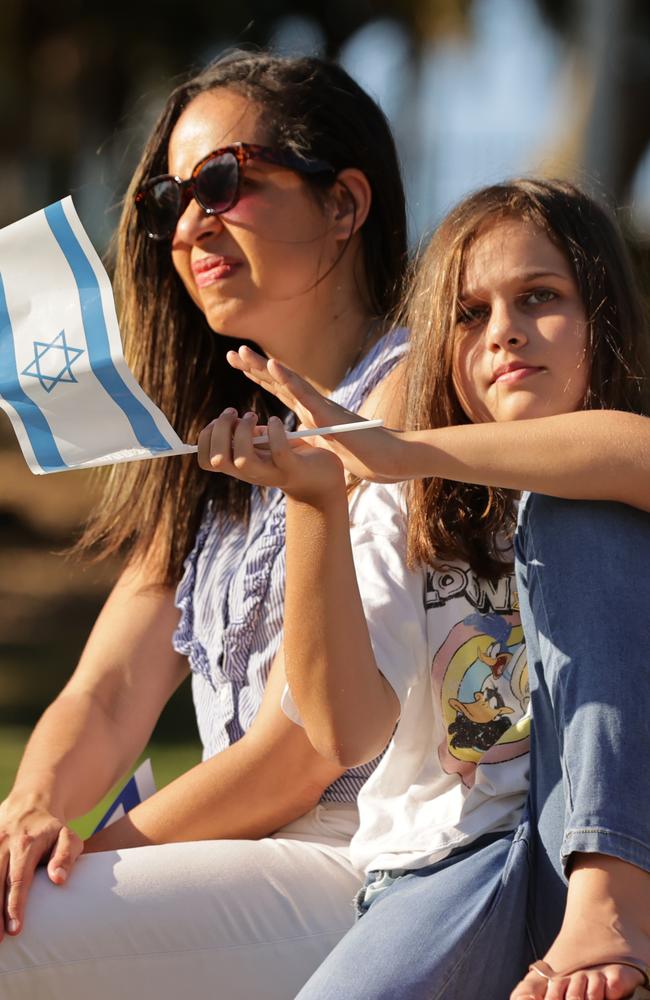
left=0, top=51, right=408, bottom=999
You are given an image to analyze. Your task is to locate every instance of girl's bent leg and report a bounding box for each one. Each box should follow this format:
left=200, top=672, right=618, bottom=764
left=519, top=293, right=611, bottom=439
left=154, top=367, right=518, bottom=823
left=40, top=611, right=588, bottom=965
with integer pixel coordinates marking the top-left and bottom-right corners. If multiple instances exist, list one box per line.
left=514, top=495, right=650, bottom=998
left=0, top=804, right=361, bottom=1000
left=297, top=830, right=532, bottom=1000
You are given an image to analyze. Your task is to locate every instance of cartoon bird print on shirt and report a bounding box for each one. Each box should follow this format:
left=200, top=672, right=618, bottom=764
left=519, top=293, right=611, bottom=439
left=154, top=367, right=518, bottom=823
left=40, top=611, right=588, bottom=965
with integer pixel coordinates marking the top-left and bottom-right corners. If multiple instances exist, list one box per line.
left=445, top=613, right=528, bottom=755
left=447, top=646, right=515, bottom=752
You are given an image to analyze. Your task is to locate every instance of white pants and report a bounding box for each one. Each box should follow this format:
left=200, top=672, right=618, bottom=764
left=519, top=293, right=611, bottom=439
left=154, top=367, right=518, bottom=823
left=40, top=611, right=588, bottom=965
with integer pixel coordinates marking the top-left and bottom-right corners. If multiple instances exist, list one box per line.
left=0, top=803, right=362, bottom=1000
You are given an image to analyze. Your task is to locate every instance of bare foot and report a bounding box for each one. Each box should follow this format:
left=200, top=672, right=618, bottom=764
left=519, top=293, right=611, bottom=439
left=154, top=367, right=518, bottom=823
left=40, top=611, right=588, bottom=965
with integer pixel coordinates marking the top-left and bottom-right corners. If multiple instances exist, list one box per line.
left=511, top=855, right=650, bottom=1000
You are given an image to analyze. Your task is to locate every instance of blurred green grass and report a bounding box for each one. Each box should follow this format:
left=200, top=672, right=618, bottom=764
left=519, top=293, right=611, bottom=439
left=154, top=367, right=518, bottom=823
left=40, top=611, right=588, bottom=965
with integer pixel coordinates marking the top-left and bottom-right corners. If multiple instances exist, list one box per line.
left=0, top=726, right=201, bottom=839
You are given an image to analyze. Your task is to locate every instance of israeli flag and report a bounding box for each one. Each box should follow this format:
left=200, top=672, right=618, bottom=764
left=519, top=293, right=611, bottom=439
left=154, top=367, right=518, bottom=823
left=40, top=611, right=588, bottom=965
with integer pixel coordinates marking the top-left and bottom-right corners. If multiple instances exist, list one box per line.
left=93, top=758, right=157, bottom=833
left=0, top=197, right=196, bottom=474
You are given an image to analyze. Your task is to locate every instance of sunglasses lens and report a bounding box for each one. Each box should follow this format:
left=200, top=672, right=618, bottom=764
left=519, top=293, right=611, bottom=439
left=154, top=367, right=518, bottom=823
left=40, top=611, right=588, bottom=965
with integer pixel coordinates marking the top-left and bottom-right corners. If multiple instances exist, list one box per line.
left=195, top=152, right=239, bottom=213
left=139, top=179, right=182, bottom=239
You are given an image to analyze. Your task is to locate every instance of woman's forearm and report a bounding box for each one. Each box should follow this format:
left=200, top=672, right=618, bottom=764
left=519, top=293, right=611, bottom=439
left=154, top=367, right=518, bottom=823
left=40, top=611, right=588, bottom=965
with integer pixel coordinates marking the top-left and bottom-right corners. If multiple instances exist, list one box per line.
left=84, top=727, right=335, bottom=851
left=398, top=411, right=650, bottom=510
left=85, top=648, right=346, bottom=852
left=7, top=563, right=186, bottom=823
left=10, top=690, right=140, bottom=821
left=282, top=489, right=399, bottom=768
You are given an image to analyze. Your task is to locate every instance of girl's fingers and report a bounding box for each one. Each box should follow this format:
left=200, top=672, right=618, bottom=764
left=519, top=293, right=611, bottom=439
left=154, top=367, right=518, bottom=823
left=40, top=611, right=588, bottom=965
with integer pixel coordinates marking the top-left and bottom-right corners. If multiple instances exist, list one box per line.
left=235, top=347, right=311, bottom=412
left=251, top=421, right=272, bottom=445
left=266, top=358, right=359, bottom=431
left=226, top=348, right=299, bottom=414
left=47, top=826, right=83, bottom=886
left=197, top=409, right=275, bottom=482
left=225, top=350, right=265, bottom=387
left=197, top=419, right=216, bottom=469
left=227, top=347, right=276, bottom=392
left=228, top=345, right=337, bottom=431
left=232, top=412, right=259, bottom=470
left=266, top=416, right=292, bottom=468
left=234, top=346, right=269, bottom=377
left=266, top=358, right=323, bottom=412
left=197, top=409, right=237, bottom=471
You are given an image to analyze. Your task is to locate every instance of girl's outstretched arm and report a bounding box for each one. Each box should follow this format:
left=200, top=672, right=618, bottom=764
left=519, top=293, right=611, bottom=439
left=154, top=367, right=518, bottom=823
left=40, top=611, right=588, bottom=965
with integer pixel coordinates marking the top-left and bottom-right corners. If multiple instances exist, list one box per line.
left=196, top=408, right=401, bottom=767
left=227, top=346, right=650, bottom=512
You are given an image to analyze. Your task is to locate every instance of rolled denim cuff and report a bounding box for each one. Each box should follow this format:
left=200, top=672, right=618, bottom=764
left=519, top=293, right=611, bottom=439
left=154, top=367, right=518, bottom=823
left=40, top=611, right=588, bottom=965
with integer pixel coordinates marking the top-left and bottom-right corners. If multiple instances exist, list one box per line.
left=562, top=826, right=650, bottom=876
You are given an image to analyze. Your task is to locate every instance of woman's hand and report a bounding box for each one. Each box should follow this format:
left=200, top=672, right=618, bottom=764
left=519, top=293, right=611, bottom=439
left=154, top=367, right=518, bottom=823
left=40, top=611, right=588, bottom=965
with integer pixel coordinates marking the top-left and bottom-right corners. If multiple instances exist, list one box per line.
left=0, top=794, right=83, bottom=940
left=226, top=346, right=409, bottom=483
left=197, top=407, right=346, bottom=506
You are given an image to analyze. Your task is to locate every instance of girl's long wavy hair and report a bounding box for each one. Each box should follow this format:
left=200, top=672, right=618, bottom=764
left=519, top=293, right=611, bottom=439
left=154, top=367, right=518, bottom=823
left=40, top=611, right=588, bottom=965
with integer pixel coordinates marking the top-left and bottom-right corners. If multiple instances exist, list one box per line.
left=403, top=178, right=650, bottom=581
left=76, top=50, right=408, bottom=584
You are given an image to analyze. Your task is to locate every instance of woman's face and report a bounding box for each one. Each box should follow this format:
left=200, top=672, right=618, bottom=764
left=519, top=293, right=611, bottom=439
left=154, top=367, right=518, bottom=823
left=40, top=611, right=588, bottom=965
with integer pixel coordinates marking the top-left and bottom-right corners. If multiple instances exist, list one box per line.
left=167, top=89, right=340, bottom=342
left=452, top=217, right=589, bottom=423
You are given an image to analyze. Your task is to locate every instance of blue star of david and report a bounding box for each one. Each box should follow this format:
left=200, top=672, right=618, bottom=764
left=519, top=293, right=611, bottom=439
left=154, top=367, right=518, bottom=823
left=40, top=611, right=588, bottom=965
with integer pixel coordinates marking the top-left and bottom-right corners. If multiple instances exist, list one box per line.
left=21, top=330, right=85, bottom=393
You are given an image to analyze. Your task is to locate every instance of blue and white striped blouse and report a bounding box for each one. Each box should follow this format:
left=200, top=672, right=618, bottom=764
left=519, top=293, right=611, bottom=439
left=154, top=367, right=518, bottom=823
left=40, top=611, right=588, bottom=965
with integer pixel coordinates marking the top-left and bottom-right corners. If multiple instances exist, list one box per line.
left=173, top=328, right=409, bottom=803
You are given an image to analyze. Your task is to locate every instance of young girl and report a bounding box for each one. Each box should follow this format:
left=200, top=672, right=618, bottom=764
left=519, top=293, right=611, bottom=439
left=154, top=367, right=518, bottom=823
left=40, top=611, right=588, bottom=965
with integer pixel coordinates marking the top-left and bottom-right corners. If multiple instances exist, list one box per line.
left=207, top=178, right=650, bottom=1000
left=0, top=52, right=409, bottom=998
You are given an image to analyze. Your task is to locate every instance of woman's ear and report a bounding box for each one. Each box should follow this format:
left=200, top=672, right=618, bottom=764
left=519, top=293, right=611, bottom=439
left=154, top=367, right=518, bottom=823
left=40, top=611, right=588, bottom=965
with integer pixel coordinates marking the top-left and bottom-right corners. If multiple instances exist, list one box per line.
left=329, top=168, right=372, bottom=241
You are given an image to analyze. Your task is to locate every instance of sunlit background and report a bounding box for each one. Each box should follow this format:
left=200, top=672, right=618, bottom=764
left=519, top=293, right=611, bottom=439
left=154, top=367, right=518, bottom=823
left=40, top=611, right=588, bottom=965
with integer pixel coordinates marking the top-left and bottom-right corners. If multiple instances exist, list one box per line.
left=1, top=0, right=649, bottom=818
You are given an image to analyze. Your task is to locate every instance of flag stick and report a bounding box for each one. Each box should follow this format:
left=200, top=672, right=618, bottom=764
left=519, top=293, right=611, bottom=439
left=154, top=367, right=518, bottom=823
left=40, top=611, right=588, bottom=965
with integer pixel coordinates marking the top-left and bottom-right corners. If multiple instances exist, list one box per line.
left=184, top=418, right=384, bottom=452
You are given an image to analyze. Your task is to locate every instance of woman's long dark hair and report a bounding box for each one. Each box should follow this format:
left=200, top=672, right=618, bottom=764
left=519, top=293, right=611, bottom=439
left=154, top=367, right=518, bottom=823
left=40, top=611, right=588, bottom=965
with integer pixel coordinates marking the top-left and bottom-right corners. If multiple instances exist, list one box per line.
left=403, top=178, right=650, bottom=581
left=76, top=50, right=408, bottom=583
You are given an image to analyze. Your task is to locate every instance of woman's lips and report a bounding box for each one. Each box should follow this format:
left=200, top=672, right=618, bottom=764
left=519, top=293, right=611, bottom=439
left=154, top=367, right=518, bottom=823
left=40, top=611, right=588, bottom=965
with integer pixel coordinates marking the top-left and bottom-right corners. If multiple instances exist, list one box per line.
left=492, top=364, right=545, bottom=385
left=192, top=256, right=242, bottom=288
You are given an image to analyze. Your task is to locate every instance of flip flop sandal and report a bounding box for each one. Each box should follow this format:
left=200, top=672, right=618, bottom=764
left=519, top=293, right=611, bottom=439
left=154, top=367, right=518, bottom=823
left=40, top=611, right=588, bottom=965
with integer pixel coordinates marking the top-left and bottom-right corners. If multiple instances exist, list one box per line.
left=529, top=957, right=650, bottom=998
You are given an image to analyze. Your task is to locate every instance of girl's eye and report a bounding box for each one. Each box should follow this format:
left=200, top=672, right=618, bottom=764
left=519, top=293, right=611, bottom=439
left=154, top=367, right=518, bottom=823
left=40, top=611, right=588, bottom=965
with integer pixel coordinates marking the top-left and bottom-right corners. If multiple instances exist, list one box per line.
left=456, top=304, right=488, bottom=327
left=525, top=288, right=556, bottom=305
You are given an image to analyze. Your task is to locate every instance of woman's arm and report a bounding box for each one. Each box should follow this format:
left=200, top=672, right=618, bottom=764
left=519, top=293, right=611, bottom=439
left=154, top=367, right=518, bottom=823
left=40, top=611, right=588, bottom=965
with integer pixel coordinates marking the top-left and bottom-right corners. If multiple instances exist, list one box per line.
left=0, top=559, right=188, bottom=939
left=3, top=546, right=346, bottom=934
left=85, top=646, right=347, bottom=851
left=227, top=347, right=650, bottom=511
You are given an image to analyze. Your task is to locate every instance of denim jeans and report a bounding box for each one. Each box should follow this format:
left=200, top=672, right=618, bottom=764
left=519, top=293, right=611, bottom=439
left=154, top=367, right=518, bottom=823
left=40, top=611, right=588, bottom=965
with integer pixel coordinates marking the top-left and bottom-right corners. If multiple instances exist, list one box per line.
left=296, top=495, right=650, bottom=1000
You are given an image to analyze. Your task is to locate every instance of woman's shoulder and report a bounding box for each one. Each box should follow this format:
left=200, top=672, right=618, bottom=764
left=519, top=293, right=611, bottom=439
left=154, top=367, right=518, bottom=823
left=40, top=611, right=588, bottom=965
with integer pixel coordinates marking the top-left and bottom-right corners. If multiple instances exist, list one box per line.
left=358, top=359, right=406, bottom=424
left=334, top=326, right=409, bottom=411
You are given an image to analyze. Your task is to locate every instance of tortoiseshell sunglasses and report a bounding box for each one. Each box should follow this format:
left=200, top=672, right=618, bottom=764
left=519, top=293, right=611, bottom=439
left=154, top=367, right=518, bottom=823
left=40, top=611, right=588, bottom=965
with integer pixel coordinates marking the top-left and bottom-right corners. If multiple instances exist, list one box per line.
left=135, top=142, right=335, bottom=240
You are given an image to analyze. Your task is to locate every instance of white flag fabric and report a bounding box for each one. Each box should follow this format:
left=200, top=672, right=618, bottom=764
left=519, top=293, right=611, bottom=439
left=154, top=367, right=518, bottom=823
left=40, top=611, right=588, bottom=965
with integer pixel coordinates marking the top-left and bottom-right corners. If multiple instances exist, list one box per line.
left=0, top=197, right=196, bottom=474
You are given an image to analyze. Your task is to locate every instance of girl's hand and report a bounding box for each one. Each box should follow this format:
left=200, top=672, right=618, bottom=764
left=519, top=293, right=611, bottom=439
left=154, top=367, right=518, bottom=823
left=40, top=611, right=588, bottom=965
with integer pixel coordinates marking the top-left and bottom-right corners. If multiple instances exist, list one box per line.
left=197, top=408, right=346, bottom=506
left=0, top=794, right=83, bottom=940
left=226, top=346, right=407, bottom=483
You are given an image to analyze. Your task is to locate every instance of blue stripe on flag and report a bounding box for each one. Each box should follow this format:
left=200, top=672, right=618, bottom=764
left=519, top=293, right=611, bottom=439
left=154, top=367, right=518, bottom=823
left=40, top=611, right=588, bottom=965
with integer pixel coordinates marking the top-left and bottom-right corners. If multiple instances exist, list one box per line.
left=44, top=202, right=171, bottom=452
left=92, top=773, right=142, bottom=832
left=0, top=273, right=67, bottom=471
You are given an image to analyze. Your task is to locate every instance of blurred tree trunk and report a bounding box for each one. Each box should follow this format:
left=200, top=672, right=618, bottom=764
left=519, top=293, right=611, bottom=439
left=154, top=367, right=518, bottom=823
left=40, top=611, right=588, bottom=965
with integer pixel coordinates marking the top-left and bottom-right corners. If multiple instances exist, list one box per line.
left=577, top=0, right=650, bottom=200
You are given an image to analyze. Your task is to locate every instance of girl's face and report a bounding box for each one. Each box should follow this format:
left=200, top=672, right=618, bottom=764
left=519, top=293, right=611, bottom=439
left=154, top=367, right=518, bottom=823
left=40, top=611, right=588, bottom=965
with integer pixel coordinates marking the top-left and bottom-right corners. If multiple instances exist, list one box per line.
left=167, top=89, right=341, bottom=344
left=452, top=217, right=589, bottom=423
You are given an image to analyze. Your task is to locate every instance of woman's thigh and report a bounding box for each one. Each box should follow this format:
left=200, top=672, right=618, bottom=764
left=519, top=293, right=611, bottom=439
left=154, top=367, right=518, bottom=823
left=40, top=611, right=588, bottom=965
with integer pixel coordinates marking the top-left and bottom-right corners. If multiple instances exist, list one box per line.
left=0, top=806, right=362, bottom=1000
left=297, top=829, right=533, bottom=1000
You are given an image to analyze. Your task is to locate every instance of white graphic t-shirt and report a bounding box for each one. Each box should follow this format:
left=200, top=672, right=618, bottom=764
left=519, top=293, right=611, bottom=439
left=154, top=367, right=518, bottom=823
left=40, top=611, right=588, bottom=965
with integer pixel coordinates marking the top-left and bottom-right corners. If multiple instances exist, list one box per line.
left=283, top=481, right=530, bottom=873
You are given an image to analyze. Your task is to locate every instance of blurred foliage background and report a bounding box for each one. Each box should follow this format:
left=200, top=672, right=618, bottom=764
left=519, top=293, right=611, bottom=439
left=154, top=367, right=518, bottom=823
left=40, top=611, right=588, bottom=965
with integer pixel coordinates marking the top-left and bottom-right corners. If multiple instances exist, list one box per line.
left=1, top=0, right=649, bottom=805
